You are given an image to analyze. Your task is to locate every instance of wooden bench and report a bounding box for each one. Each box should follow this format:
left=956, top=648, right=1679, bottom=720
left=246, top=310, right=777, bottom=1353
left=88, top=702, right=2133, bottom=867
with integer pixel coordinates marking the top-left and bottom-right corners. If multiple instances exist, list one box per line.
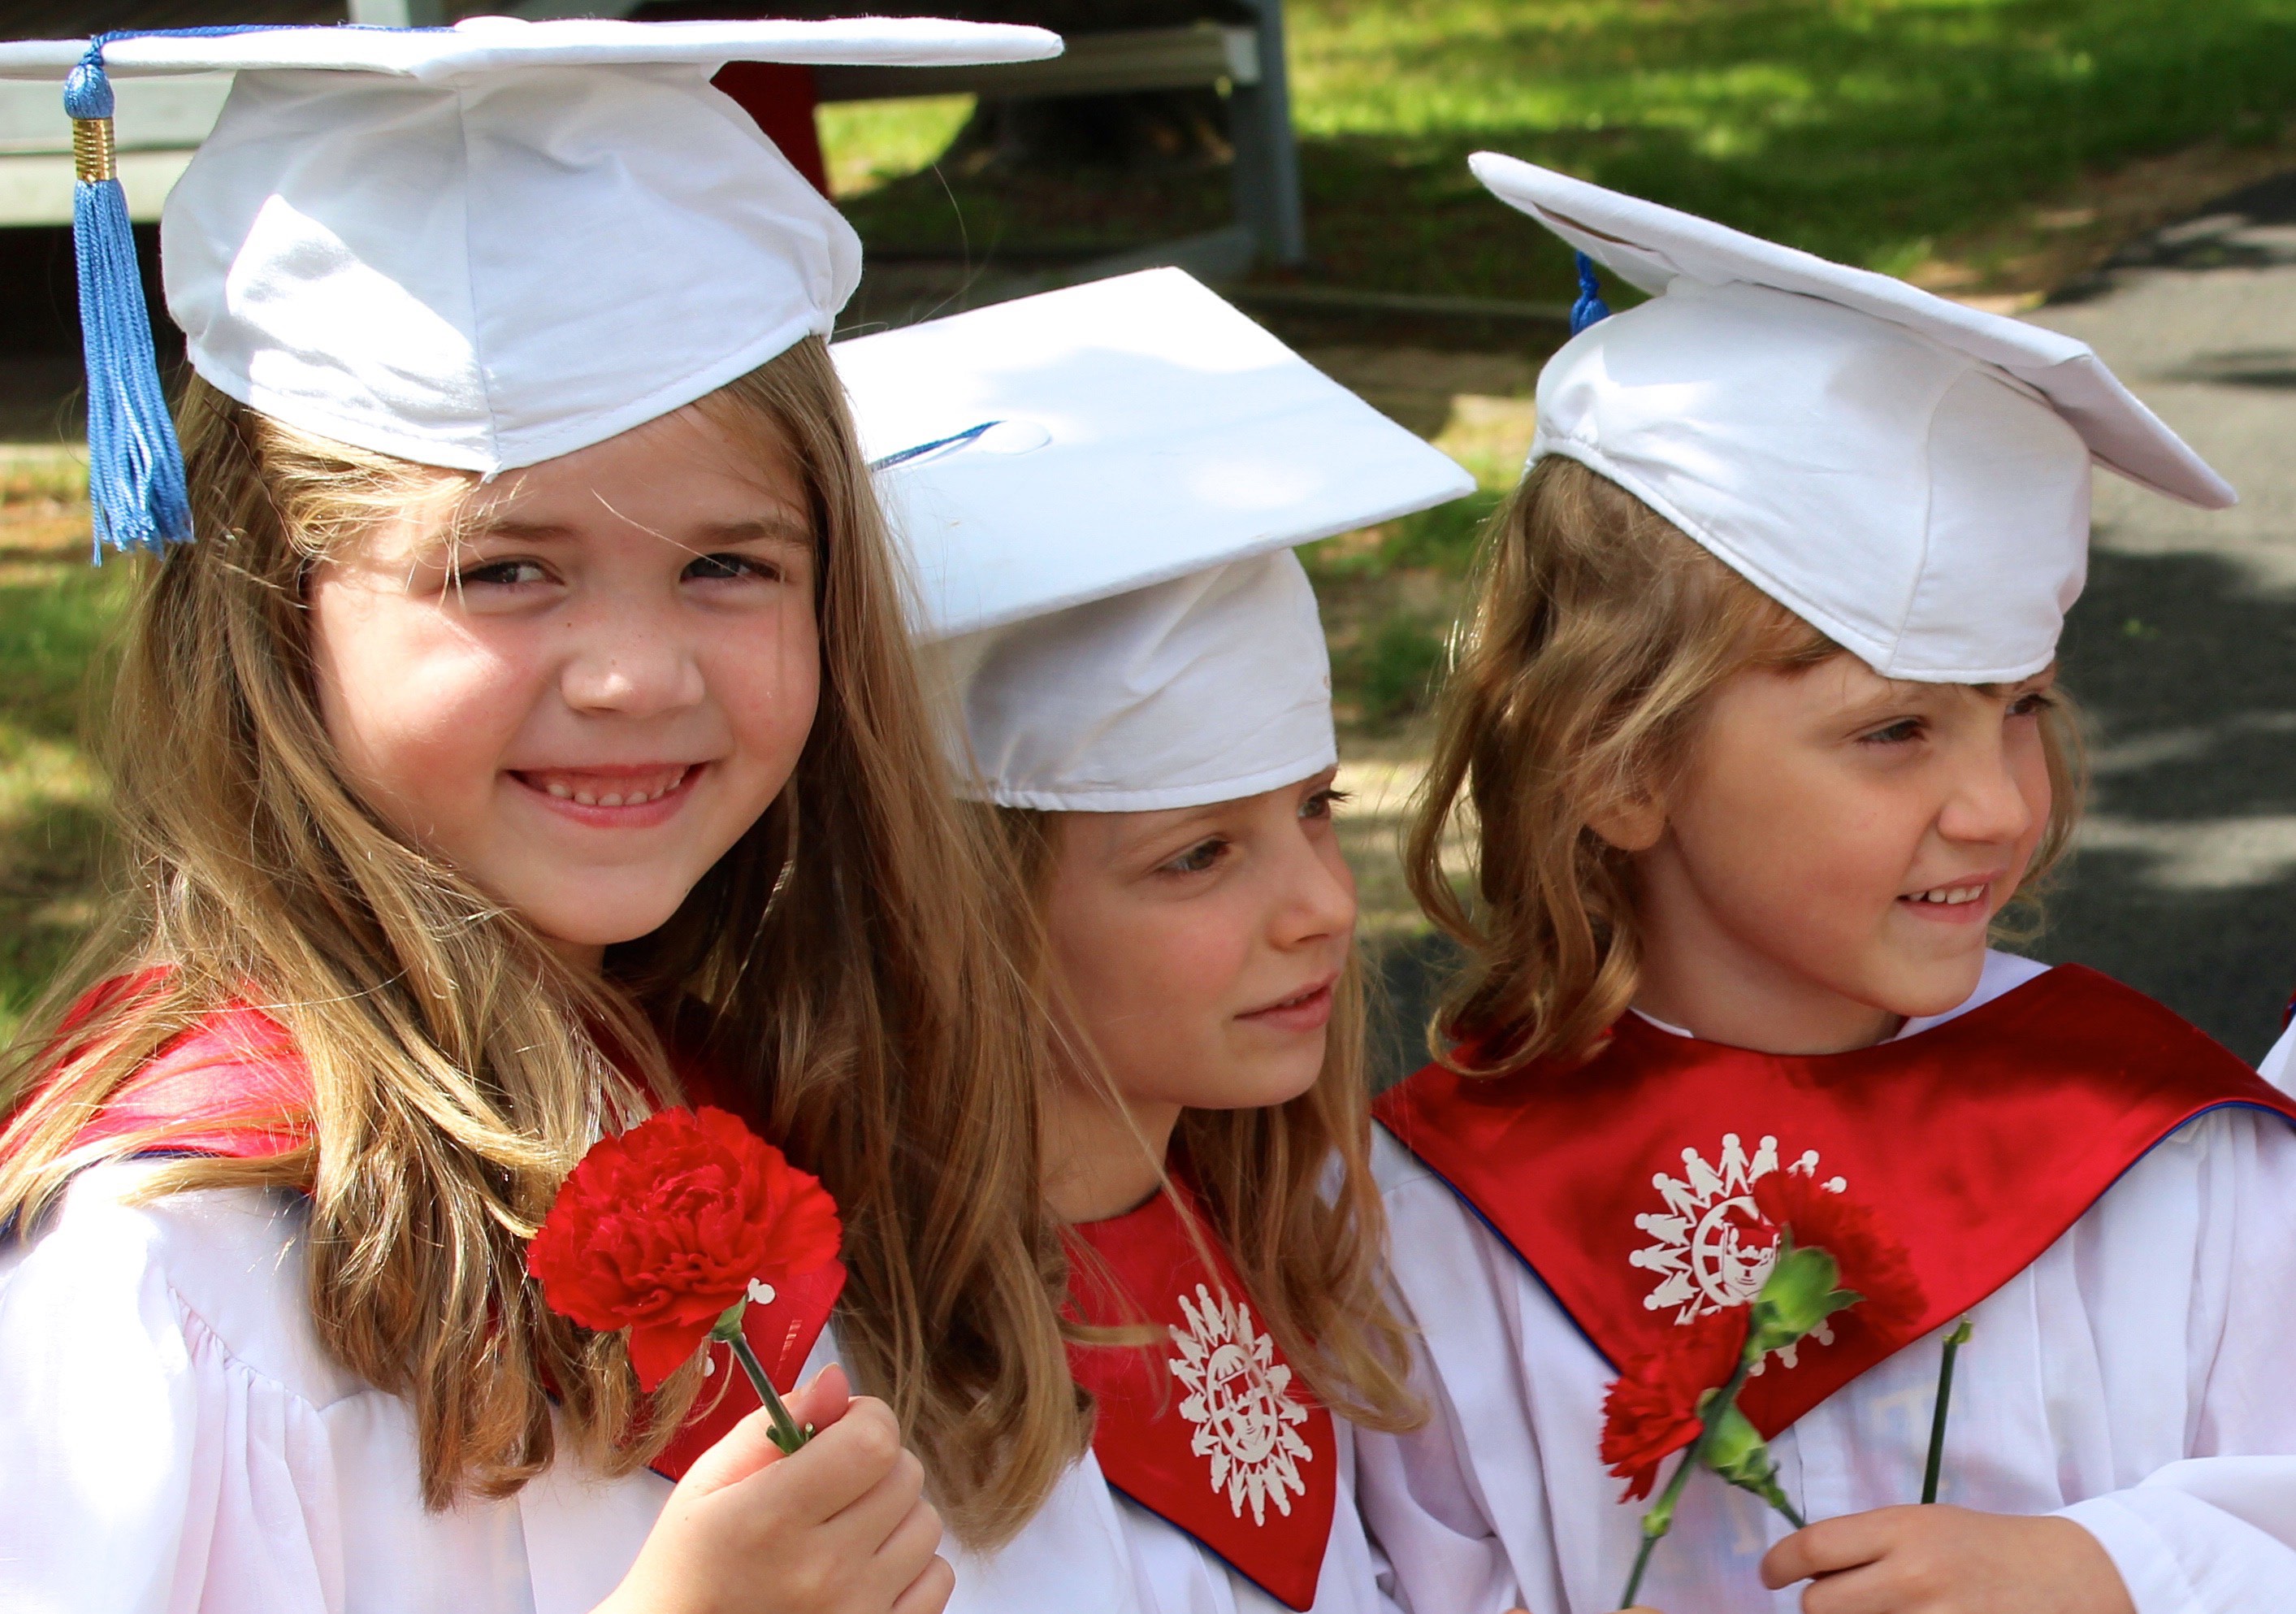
left=0, top=1, right=1305, bottom=274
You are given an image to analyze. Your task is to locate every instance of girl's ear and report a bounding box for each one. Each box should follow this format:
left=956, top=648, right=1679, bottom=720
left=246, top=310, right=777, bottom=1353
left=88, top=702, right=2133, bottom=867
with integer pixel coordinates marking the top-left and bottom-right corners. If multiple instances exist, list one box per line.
left=1585, top=780, right=1668, bottom=853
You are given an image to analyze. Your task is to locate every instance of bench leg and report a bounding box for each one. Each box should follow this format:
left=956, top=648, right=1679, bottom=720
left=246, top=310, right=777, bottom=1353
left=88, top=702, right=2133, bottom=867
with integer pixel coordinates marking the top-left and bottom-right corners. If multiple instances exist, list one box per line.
left=1230, top=0, right=1306, bottom=267
left=348, top=0, right=449, bottom=23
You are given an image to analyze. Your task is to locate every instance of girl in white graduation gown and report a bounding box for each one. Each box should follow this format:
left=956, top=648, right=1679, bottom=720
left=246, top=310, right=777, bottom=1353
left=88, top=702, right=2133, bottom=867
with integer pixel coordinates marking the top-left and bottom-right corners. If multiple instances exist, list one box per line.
left=0, top=19, right=1085, bottom=1613
left=830, top=268, right=1478, bottom=1614
left=1354, top=158, right=2296, bottom=1614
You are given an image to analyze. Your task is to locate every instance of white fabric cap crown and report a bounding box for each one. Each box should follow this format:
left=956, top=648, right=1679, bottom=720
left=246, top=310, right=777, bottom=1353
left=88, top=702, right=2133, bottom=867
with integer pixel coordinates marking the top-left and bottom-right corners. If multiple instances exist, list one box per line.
left=1472, top=153, right=2236, bottom=683
left=0, top=19, right=1060, bottom=477
left=832, top=268, right=1474, bottom=810
left=947, top=551, right=1335, bottom=813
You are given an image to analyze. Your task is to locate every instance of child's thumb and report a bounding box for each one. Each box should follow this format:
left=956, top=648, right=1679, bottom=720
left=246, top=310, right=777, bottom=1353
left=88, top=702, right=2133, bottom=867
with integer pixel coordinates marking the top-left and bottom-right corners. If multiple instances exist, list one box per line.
left=784, top=1362, right=853, bottom=1433
left=674, top=1365, right=854, bottom=1499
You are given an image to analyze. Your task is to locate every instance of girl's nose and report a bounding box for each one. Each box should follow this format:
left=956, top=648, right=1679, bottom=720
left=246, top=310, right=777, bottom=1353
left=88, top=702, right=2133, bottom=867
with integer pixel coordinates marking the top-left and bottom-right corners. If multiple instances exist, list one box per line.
left=1939, top=730, right=2038, bottom=848
left=1272, top=835, right=1359, bottom=948
left=558, top=610, right=707, bottom=718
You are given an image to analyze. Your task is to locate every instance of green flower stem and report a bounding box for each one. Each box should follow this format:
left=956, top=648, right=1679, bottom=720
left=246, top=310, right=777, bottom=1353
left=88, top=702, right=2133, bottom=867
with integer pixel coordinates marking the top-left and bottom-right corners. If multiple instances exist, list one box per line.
left=710, top=1304, right=812, bottom=1455
left=1921, top=1317, right=1974, bottom=1506
left=727, top=1334, right=812, bottom=1454
left=1618, top=1349, right=1759, bottom=1611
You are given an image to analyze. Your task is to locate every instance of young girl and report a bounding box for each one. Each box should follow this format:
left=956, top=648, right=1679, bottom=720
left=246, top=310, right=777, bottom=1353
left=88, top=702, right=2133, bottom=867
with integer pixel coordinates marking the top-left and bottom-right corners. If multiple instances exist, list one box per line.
left=0, top=20, right=1078, bottom=1612
left=1357, top=158, right=2296, bottom=1614
left=832, top=268, right=1478, bottom=1612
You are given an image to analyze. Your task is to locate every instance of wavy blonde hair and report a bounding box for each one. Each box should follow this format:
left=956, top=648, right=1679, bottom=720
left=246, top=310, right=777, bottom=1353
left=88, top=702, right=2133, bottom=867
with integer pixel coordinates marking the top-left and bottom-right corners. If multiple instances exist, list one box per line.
left=0, top=347, right=1084, bottom=1544
left=997, top=806, right=1420, bottom=1436
left=1406, top=454, right=2086, bottom=1075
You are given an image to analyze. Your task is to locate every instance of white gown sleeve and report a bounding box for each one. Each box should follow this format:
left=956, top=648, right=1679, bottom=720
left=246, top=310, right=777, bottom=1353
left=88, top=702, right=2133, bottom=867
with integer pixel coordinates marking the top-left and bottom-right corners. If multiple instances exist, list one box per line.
left=2256, top=1016, right=2296, bottom=1093
left=1354, top=1130, right=1538, bottom=1614
left=2051, top=1109, right=2296, bottom=1614
left=0, top=1165, right=346, bottom=1614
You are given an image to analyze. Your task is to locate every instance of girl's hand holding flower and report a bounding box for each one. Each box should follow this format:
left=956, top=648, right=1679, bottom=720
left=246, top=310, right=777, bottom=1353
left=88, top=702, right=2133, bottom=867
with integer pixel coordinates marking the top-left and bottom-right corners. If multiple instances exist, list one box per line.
left=1761, top=1506, right=2131, bottom=1614
left=536, top=1109, right=949, bottom=1614
left=596, top=1365, right=954, bottom=1614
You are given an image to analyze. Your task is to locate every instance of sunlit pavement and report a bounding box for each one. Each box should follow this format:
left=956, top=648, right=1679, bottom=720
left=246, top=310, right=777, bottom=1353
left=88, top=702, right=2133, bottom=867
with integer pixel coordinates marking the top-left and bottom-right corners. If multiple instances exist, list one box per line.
left=2031, top=171, right=2296, bottom=1060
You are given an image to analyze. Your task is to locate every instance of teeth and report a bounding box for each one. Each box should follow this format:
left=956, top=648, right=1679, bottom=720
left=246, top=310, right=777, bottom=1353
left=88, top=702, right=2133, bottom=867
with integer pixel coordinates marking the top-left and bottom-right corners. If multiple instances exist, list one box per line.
left=1912, top=884, right=1983, bottom=905
left=532, top=766, right=691, bottom=808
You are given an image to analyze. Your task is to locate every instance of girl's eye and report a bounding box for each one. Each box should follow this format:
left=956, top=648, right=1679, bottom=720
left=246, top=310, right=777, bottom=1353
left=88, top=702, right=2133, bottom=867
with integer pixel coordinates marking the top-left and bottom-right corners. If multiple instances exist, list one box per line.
left=1162, top=838, right=1228, bottom=876
left=2008, top=690, right=2056, bottom=720
left=456, top=558, right=550, bottom=588
left=1301, top=787, right=1350, bottom=822
left=1857, top=718, right=1924, bottom=747
left=683, top=552, right=780, bottom=583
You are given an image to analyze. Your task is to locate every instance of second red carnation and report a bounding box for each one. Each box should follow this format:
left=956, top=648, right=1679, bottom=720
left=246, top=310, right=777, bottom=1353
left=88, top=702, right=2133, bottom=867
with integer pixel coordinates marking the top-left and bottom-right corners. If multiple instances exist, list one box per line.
left=1600, top=1305, right=1747, bottom=1500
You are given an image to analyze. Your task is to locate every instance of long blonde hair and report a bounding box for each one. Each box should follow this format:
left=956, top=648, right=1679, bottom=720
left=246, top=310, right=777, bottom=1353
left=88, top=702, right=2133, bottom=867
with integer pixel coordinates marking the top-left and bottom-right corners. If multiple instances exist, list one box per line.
left=1407, top=454, right=2086, bottom=1074
left=999, top=806, right=1420, bottom=1436
left=0, top=345, right=1084, bottom=1543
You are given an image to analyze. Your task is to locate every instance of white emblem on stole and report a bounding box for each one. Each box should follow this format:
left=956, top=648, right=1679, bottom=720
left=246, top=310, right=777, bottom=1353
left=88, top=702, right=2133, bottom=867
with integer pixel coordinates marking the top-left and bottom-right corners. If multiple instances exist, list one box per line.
left=1632, top=1134, right=1850, bottom=1355
left=1167, top=1283, right=1314, bottom=1524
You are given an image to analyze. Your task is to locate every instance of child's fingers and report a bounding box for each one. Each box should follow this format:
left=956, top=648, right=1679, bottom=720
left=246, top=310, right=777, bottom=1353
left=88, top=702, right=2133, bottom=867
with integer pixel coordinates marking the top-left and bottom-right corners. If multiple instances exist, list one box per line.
left=1761, top=1507, right=1915, bottom=1588
left=674, top=1403, right=803, bottom=1500
left=890, top=1554, right=957, bottom=1614
left=743, top=1395, right=910, bottom=1525
left=825, top=1445, right=931, bottom=1555
left=867, top=1494, right=947, bottom=1589
left=782, top=1362, right=852, bottom=1432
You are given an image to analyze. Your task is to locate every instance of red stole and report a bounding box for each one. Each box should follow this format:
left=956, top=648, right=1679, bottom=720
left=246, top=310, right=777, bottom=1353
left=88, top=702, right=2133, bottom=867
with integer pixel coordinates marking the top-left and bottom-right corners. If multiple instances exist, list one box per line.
left=24, top=987, right=838, bottom=1486
left=1374, top=965, right=2296, bottom=1439
left=1066, top=1182, right=1336, bottom=1612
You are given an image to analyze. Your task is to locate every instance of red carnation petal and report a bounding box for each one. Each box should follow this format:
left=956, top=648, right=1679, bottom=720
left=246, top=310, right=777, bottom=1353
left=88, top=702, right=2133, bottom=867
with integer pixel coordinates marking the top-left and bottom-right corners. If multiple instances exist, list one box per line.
left=1748, top=1172, right=1929, bottom=1341
left=528, top=1105, right=846, bottom=1368
left=628, top=1318, right=713, bottom=1392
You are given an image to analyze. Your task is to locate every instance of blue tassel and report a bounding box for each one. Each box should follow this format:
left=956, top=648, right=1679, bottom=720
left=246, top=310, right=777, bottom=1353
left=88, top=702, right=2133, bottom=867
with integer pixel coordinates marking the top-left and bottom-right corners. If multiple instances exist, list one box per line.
left=66, top=40, right=191, bottom=559
left=1570, top=250, right=1612, bottom=336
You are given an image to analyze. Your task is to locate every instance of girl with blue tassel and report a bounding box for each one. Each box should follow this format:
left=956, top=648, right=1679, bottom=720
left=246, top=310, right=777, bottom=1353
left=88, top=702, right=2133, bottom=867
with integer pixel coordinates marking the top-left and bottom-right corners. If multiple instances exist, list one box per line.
left=0, top=20, right=1091, bottom=1614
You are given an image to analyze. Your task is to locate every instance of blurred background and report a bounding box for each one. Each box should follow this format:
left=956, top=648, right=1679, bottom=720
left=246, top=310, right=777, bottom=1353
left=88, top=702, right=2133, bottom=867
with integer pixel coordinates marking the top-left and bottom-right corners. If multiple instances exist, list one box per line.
left=6, top=0, right=2296, bottom=1075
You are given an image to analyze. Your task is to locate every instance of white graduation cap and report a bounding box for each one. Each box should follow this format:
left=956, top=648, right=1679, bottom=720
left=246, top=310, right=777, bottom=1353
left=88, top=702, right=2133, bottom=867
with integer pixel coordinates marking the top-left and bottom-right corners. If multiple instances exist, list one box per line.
left=0, top=16, right=1059, bottom=552
left=832, top=268, right=1475, bottom=811
left=1472, top=152, right=2236, bottom=683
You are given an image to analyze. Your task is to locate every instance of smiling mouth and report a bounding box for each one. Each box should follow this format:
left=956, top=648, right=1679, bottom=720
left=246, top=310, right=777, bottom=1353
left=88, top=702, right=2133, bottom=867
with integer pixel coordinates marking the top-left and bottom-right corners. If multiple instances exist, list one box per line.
left=513, top=764, right=695, bottom=808
left=1901, top=882, right=1987, bottom=907
left=1241, top=976, right=1337, bottom=1019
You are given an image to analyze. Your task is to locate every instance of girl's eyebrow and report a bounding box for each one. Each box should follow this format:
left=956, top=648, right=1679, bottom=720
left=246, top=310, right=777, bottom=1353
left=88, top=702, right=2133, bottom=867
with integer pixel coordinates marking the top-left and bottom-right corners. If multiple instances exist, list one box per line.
left=457, top=514, right=814, bottom=549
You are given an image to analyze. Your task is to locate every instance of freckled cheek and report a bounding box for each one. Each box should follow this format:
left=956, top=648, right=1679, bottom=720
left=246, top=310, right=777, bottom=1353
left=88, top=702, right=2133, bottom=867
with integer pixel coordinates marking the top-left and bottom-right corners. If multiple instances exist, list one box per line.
left=312, top=610, right=538, bottom=827
left=709, top=614, right=821, bottom=783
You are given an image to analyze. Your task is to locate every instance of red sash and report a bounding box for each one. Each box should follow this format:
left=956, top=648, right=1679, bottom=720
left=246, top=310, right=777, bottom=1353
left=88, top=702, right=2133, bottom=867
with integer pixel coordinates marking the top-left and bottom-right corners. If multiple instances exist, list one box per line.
left=1374, top=965, right=2296, bottom=1439
left=24, top=987, right=838, bottom=1485
left=1066, top=1183, right=1336, bottom=1612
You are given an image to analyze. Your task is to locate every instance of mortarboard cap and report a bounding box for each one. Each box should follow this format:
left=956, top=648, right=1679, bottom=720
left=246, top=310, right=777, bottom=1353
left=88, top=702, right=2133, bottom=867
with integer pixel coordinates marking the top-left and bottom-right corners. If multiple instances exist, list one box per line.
left=0, top=17, right=1060, bottom=553
left=1471, top=152, right=2234, bottom=683
left=832, top=268, right=1475, bottom=810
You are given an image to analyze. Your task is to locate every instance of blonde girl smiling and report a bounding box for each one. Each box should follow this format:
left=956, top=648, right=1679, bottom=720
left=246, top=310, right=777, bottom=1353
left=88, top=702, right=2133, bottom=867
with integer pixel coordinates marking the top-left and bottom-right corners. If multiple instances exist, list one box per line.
left=0, top=20, right=1077, bottom=1613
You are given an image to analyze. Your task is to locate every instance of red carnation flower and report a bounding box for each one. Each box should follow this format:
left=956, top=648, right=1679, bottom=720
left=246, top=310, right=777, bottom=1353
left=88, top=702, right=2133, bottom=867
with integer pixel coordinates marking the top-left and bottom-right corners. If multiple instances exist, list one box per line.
left=528, top=1106, right=842, bottom=1391
left=1746, top=1170, right=1926, bottom=1340
left=1600, top=1305, right=1747, bottom=1500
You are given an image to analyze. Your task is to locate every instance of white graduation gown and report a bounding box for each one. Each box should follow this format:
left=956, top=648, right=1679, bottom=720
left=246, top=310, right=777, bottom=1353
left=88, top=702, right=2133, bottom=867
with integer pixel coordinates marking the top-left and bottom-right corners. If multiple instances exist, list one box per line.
left=0, top=1161, right=674, bottom=1614
left=1356, top=952, right=2296, bottom=1614
left=942, top=1430, right=1401, bottom=1614
left=0, top=1161, right=1402, bottom=1614
left=2256, top=1013, right=2296, bottom=1094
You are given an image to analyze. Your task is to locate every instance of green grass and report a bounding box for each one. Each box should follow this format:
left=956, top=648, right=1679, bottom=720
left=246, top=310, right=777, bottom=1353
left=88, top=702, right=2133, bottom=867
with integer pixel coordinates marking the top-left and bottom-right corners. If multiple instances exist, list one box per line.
left=819, top=94, right=978, bottom=197
left=0, top=553, right=123, bottom=1041
left=832, top=0, right=2296, bottom=300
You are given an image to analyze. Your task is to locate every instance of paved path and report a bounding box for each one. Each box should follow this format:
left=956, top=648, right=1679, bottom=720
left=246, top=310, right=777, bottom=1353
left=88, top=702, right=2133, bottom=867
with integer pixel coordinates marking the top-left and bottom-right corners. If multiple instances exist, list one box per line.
left=2030, top=173, right=2296, bottom=1061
